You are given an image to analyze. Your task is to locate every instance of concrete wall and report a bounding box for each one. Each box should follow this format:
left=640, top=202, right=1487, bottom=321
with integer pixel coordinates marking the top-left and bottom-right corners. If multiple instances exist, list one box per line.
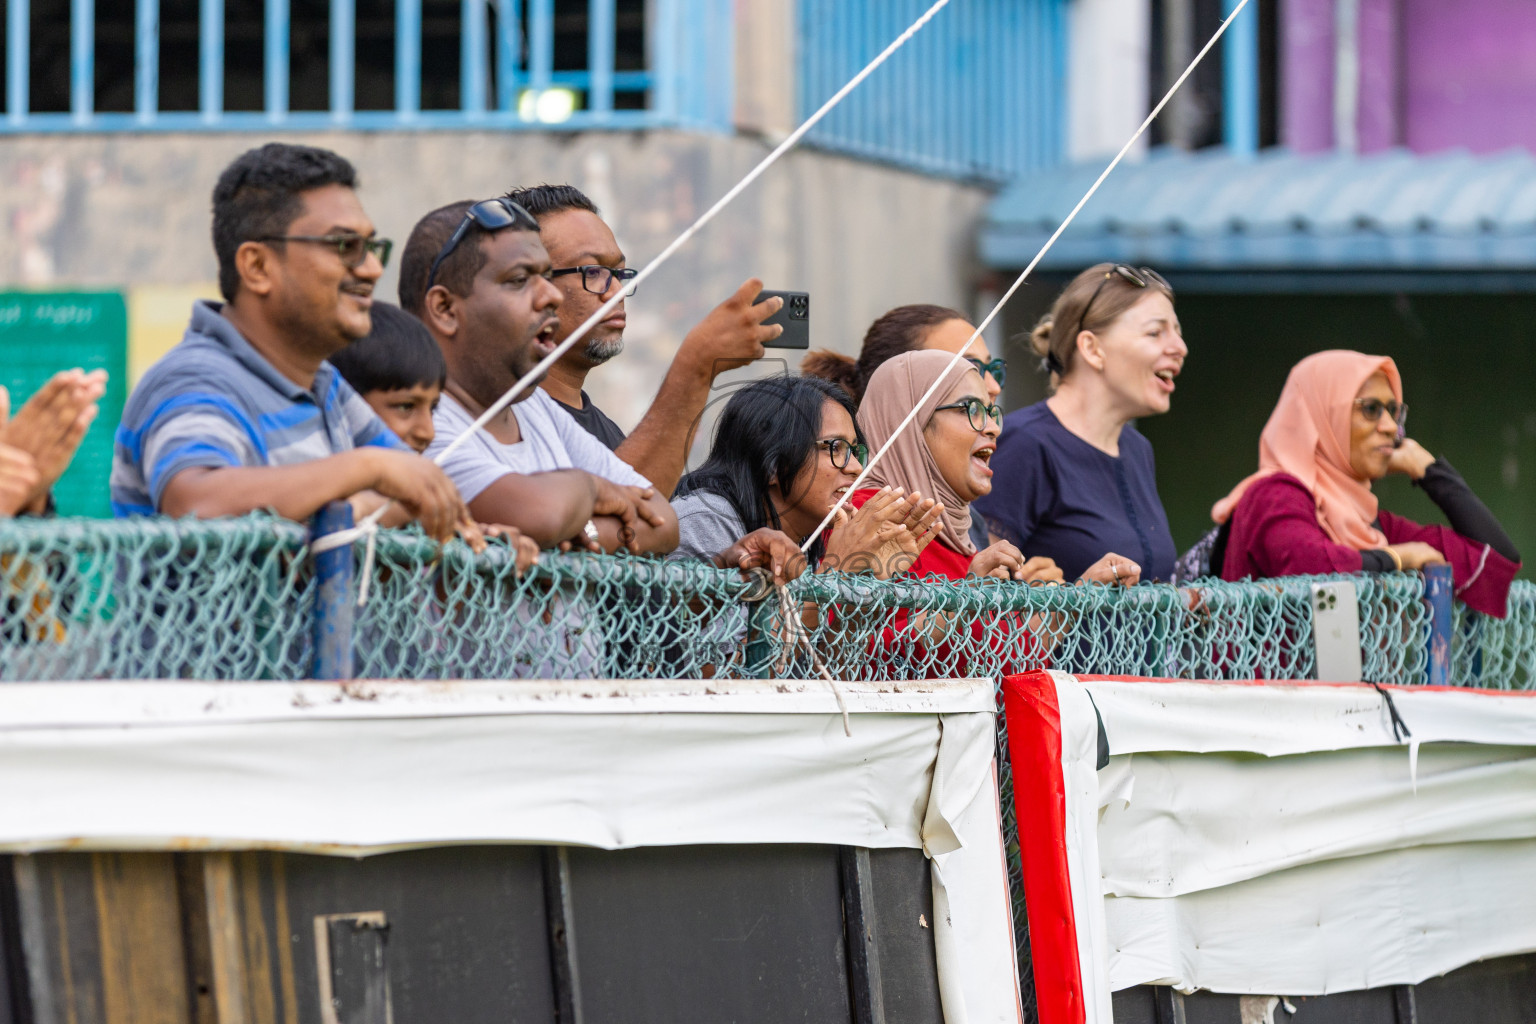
left=0, top=130, right=990, bottom=435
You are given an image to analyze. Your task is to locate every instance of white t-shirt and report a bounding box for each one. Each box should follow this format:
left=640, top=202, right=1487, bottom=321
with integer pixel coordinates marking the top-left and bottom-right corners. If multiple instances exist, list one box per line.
left=428, top=389, right=652, bottom=501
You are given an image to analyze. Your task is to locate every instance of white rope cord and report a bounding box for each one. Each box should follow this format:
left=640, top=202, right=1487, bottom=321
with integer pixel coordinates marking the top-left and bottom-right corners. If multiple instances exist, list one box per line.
left=774, top=582, right=851, bottom=736
left=797, top=0, right=1255, bottom=555
left=310, top=0, right=956, bottom=581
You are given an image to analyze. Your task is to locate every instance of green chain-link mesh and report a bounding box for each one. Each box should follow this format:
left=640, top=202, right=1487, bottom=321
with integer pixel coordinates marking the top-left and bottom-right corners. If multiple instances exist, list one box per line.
left=0, top=514, right=1528, bottom=1023
left=0, top=515, right=1499, bottom=686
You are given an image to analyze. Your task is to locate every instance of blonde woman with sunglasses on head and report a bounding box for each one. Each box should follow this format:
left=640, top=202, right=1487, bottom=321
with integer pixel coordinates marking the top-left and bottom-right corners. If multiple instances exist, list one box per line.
left=975, top=264, right=1185, bottom=584
left=1212, top=350, right=1520, bottom=617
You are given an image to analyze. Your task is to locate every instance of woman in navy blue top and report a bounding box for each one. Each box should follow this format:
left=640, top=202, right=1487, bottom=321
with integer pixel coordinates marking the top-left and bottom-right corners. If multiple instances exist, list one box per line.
left=974, top=264, right=1185, bottom=583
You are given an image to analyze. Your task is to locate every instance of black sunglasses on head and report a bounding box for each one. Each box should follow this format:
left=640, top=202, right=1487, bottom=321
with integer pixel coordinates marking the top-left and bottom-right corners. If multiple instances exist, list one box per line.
left=1080, top=265, right=1171, bottom=325
left=427, top=198, right=541, bottom=289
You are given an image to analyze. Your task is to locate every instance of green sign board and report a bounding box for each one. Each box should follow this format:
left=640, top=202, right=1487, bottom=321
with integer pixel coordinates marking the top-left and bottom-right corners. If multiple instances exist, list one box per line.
left=0, top=292, right=128, bottom=518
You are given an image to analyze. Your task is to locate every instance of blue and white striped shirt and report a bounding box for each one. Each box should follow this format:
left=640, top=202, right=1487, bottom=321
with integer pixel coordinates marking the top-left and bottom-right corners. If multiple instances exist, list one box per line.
left=111, top=300, right=407, bottom=516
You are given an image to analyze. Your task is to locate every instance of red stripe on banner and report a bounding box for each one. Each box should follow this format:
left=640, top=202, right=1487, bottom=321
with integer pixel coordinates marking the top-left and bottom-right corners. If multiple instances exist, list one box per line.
left=1002, top=671, right=1085, bottom=1024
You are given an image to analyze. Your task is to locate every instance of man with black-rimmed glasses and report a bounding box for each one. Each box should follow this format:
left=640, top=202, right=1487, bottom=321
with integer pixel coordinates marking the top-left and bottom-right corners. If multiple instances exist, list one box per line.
left=111, top=143, right=474, bottom=544
left=504, top=184, right=783, bottom=497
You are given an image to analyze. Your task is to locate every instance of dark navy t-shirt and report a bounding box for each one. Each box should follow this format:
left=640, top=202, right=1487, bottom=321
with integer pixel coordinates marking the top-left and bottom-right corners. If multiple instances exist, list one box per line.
left=972, top=401, right=1177, bottom=582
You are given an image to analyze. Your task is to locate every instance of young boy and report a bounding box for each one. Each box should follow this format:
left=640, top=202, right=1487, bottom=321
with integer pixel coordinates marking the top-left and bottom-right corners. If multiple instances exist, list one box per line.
left=328, top=301, right=445, bottom=455
left=331, top=302, right=539, bottom=569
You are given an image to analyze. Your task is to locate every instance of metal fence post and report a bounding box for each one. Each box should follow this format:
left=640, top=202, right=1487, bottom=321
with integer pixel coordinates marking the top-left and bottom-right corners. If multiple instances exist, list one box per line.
left=1424, top=563, right=1453, bottom=687
left=311, top=501, right=356, bottom=680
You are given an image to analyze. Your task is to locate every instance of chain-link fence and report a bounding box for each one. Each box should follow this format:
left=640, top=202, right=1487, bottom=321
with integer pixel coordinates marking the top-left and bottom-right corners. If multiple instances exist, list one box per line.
left=0, top=514, right=1508, bottom=686
left=0, top=514, right=1528, bottom=1021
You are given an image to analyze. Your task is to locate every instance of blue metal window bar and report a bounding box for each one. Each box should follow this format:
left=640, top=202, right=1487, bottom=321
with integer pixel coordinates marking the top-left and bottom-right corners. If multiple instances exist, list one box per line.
left=2, top=0, right=675, bottom=133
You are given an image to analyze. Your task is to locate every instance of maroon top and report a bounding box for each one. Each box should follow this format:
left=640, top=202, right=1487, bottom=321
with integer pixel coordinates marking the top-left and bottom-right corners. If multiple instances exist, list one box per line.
left=1220, top=473, right=1520, bottom=617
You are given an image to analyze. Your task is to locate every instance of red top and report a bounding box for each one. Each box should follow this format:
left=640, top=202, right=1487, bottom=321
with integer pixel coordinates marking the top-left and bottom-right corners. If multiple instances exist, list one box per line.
left=838, top=488, right=1043, bottom=675
left=1220, top=473, right=1519, bottom=617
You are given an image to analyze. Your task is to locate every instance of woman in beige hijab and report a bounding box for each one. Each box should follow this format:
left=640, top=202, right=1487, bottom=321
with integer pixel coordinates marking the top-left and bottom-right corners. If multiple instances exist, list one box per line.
left=843, top=350, right=1063, bottom=582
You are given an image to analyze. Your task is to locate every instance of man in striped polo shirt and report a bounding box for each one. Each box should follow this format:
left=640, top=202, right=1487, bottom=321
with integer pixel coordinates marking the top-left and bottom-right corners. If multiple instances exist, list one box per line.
left=111, top=143, right=470, bottom=542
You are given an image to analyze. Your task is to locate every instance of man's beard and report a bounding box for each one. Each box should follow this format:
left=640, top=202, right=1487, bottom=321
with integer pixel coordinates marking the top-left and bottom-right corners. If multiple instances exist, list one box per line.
left=584, top=334, right=625, bottom=365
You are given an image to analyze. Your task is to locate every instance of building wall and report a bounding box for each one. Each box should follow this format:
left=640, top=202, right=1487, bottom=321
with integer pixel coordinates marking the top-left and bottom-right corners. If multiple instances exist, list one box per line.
left=0, top=130, right=989, bottom=443
left=1282, top=0, right=1536, bottom=155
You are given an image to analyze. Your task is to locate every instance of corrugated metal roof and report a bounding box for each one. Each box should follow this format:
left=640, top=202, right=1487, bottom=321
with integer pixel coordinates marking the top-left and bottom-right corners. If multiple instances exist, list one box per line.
left=981, top=147, right=1536, bottom=272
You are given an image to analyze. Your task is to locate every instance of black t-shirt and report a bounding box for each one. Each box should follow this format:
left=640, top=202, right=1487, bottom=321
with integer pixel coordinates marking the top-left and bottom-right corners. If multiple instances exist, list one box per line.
left=556, top=390, right=628, bottom=451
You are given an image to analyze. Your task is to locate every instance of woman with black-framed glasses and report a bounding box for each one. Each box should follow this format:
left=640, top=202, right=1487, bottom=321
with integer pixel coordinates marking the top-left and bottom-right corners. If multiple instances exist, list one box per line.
left=846, top=350, right=1064, bottom=585
left=803, top=303, right=1005, bottom=552
left=974, top=263, right=1185, bottom=584
left=671, top=375, right=941, bottom=578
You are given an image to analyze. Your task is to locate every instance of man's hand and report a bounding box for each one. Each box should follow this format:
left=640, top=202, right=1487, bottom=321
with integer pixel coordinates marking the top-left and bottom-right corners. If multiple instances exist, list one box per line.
left=482, top=522, right=541, bottom=572
left=365, top=449, right=469, bottom=543
left=589, top=478, right=664, bottom=550
left=715, top=528, right=808, bottom=584
left=677, top=278, right=784, bottom=381
left=0, top=369, right=106, bottom=512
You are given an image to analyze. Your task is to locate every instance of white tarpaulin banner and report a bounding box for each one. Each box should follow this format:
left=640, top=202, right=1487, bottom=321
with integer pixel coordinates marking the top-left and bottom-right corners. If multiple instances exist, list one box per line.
left=1005, top=671, right=1536, bottom=1021
left=0, top=676, right=1022, bottom=1023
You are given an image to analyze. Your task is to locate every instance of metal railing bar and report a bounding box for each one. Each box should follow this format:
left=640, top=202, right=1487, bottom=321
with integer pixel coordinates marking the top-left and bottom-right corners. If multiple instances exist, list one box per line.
left=0, top=108, right=666, bottom=132
left=461, top=0, right=487, bottom=114
left=71, top=0, right=93, bottom=124
left=494, top=0, right=521, bottom=112
left=134, top=0, right=157, bottom=121
left=265, top=0, right=289, bottom=121
left=199, top=0, right=223, bottom=122
left=529, top=0, right=553, bottom=92
left=395, top=0, right=420, bottom=117
left=5, top=0, right=27, bottom=125
left=331, top=0, right=355, bottom=121
left=588, top=0, right=615, bottom=116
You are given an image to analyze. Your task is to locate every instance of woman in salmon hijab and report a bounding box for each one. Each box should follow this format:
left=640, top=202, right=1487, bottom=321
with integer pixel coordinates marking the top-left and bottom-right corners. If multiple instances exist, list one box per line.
left=1215, top=350, right=1520, bottom=616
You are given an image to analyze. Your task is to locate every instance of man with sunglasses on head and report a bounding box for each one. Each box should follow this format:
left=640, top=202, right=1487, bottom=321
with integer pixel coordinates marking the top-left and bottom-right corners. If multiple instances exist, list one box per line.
left=111, top=143, right=473, bottom=544
left=503, top=184, right=784, bottom=497
left=398, top=198, right=677, bottom=554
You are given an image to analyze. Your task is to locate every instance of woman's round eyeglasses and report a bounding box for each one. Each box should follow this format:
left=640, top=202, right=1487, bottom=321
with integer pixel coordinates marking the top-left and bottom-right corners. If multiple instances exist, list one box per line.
left=934, top=396, right=1003, bottom=432
left=1354, top=397, right=1408, bottom=430
left=816, top=438, right=868, bottom=469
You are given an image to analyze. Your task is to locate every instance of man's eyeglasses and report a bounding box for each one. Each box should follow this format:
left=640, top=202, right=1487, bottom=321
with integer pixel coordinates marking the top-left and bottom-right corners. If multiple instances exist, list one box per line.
left=427, top=197, right=540, bottom=289
left=966, top=356, right=1006, bottom=388
left=1354, top=397, right=1408, bottom=430
left=816, top=438, right=868, bottom=469
left=934, top=396, right=1003, bottom=432
left=1081, top=264, right=1171, bottom=325
left=550, top=265, right=641, bottom=297
left=257, top=234, right=392, bottom=269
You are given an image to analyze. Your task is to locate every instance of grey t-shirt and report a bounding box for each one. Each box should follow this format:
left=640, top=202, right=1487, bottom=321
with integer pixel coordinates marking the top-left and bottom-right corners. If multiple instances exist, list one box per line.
left=669, top=490, right=747, bottom=564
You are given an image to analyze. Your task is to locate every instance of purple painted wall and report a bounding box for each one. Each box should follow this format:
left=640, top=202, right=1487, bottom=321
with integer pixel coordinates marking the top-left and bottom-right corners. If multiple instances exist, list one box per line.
left=1280, top=0, right=1334, bottom=153
left=1355, top=0, right=1399, bottom=152
left=1404, top=0, right=1536, bottom=153
left=1282, top=0, right=1536, bottom=155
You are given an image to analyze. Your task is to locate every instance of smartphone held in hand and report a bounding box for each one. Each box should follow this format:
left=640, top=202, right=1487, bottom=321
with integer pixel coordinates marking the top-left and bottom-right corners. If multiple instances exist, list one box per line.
left=758, top=290, right=810, bottom=349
